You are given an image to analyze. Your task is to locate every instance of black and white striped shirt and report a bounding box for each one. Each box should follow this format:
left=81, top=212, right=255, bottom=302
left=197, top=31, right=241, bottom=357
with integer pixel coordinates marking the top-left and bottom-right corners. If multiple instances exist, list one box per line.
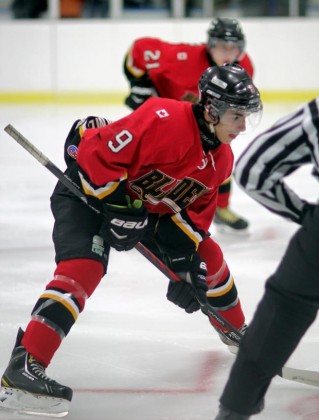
left=234, top=97, right=319, bottom=224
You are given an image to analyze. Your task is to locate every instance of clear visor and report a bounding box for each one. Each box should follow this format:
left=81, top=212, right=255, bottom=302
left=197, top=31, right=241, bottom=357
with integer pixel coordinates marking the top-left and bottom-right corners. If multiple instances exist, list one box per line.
left=207, top=103, right=263, bottom=135
left=207, top=38, right=245, bottom=53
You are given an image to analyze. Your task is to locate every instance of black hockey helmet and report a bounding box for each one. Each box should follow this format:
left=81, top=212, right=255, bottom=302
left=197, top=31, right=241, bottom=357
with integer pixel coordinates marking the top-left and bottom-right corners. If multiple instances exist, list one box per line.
left=198, top=63, right=262, bottom=133
left=207, top=18, right=246, bottom=53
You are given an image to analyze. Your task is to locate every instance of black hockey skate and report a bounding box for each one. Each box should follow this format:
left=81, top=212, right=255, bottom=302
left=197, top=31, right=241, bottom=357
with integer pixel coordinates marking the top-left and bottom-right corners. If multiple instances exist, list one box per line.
left=215, top=404, right=250, bottom=420
left=215, top=400, right=264, bottom=420
left=0, top=328, right=73, bottom=417
left=214, top=207, right=249, bottom=233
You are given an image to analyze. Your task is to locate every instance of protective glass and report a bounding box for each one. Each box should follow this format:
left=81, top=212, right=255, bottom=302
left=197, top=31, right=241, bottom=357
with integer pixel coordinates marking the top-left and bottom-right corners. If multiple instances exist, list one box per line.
left=206, top=101, right=263, bottom=135
left=219, top=105, right=263, bottom=135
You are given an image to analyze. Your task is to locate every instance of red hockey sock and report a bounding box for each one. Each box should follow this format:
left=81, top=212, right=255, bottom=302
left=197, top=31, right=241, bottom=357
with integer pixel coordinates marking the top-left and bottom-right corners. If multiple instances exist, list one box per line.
left=216, top=191, right=230, bottom=209
left=209, top=299, right=245, bottom=331
left=217, top=178, right=231, bottom=208
left=53, top=258, right=105, bottom=299
left=22, top=258, right=104, bottom=367
left=22, top=321, right=61, bottom=368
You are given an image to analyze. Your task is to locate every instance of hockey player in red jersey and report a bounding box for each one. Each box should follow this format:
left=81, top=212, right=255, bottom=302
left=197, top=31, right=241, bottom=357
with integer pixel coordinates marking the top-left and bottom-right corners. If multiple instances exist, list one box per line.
left=124, top=18, right=254, bottom=233
left=0, top=64, right=262, bottom=417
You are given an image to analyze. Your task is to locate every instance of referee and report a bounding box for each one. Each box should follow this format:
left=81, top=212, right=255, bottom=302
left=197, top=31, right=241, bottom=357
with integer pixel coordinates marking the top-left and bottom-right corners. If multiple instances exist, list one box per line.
left=215, top=97, right=319, bottom=419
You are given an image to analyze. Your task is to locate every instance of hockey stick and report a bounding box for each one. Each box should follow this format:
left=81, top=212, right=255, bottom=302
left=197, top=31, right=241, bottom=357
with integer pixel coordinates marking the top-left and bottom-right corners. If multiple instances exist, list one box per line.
left=3, top=125, right=100, bottom=216
left=129, top=245, right=319, bottom=387
left=4, top=124, right=319, bottom=388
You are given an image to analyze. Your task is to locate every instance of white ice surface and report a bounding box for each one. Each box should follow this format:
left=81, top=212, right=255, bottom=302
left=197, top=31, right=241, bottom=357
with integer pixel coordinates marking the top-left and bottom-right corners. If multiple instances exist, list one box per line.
left=0, top=102, right=318, bottom=420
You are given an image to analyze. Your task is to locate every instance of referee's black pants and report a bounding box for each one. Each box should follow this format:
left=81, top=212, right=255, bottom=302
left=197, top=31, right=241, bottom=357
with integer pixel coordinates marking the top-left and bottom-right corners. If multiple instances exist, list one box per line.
left=219, top=205, right=319, bottom=416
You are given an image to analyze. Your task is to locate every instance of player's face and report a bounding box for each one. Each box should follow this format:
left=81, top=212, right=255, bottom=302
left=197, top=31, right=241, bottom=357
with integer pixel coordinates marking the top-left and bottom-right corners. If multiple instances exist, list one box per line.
left=208, top=41, right=241, bottom=66
left=215, top=108, right=247, bottom=144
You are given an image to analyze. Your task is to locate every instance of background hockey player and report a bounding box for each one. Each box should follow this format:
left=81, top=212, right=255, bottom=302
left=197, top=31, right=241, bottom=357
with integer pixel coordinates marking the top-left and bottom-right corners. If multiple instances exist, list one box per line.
left=123, top=17, right=254, bottom=233
left=215, top=97, right=319, bottom=419
left=0, top=64, right=262, bottom=417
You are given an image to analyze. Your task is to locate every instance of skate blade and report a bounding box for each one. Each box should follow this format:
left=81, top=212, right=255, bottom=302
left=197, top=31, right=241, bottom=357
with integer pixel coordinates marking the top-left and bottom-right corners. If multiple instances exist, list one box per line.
left=228, top=345, right=239, bottom=355
left=214, top=224, right=250, bottom=236
left=0, top=387, right=70, bottom=417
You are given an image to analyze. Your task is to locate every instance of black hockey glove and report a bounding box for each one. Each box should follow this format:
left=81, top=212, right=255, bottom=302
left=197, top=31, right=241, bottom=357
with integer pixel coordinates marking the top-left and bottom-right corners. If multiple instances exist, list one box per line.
left=125, top=91, right=152, bottom=110
left=100, top=197, right=148, bottom=251
left=165, top=252, right=208, bottom=313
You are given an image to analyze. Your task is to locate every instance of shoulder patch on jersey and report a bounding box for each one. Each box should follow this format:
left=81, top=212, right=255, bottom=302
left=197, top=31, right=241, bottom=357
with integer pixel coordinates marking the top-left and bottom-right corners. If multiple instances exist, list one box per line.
left=67, top=144, right=78, bottom=160
left=177, top=52, right=188, bottom=60
left=156, top=109, right=169, bottom=118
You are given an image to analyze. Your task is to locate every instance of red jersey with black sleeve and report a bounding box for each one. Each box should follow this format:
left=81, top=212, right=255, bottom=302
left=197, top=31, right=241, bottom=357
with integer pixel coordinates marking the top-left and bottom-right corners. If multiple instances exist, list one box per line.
left=124, top=37, right=254, bottom=101
left=77, top=98, right=233, bottom=246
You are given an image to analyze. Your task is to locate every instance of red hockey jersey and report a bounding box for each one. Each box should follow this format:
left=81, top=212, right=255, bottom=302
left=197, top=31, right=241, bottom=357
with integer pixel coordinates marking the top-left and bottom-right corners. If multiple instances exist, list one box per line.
left=77, top=98, right=233, bottom=241
left=125, top=37, right=254, bottom=101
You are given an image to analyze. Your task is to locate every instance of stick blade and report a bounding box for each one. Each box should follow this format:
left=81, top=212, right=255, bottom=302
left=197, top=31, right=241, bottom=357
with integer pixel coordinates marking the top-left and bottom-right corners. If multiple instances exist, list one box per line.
left=281, top=366, right=319, bottom=387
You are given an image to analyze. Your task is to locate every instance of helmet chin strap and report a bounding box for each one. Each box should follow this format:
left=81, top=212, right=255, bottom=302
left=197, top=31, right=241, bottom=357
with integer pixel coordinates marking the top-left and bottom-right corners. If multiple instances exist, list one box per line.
left=208, top=122, right=216, bottom=134
left=193, top=104, right=221, bottom=150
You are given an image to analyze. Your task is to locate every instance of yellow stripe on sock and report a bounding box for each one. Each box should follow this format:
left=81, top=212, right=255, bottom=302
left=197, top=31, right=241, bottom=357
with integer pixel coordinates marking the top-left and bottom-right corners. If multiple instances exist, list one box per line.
left=40, top=293, right=79, bottom=321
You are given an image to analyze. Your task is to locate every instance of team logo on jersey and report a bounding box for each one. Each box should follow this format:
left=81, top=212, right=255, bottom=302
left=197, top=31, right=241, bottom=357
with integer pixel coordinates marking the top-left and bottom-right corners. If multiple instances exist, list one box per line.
left=130, top=169, right=208, bottom=213
left=67, top=144, right=78, bottom=160
left=156, top=109, right=169, bottom=118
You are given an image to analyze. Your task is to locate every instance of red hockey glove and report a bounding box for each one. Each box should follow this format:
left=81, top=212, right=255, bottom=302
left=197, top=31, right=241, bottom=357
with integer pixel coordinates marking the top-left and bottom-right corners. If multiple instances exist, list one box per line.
left=100, top=197, right=148, bottom=251
left=165, top=252, right=208, bottom=313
